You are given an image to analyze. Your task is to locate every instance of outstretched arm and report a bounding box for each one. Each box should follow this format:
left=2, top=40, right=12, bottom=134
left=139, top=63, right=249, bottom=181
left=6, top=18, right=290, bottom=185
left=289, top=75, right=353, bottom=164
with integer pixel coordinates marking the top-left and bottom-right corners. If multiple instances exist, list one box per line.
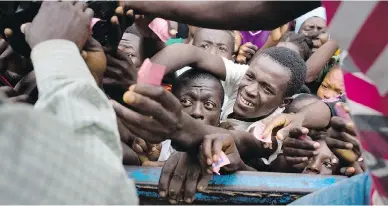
left=121, top=1, right=321, bottom=30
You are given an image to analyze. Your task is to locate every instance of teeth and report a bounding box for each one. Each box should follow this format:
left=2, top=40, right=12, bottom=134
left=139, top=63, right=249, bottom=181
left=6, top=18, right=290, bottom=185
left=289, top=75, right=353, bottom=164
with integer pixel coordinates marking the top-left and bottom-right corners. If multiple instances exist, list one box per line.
left=240, top=96, right=253, bottom=107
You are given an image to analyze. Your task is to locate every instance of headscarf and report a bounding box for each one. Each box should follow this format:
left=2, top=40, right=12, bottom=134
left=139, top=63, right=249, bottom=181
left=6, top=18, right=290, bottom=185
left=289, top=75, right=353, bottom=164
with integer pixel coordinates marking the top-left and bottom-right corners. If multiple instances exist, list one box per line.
left=295, top=7, right=327, bottom=33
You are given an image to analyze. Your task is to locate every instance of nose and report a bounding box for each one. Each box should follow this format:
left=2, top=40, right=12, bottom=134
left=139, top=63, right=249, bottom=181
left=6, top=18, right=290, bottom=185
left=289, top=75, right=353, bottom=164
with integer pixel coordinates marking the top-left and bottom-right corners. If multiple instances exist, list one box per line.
left=323, top=91, right=337, bottom=99
left=190, top=102, right=204, bottom=120
left=209, top=46, right=218, bottom=56
left=305, top=158, right=321, bottom=174
left=308, top=30, right=320, bottom=39
left=245, top=82, right=258, bottom=98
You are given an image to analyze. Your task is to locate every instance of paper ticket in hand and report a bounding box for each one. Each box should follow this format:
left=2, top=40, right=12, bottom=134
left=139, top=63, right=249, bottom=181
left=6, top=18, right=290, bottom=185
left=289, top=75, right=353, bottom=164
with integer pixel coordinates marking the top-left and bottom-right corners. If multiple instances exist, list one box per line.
left=335, top=103, right=351, bottom=120
left=148, top=18, right=173, bottom=42
left=137, top=58, right=166, bottom=86
left=212, top=151, right=231, bottom=175
left=247, top=121, right=272, bottom=143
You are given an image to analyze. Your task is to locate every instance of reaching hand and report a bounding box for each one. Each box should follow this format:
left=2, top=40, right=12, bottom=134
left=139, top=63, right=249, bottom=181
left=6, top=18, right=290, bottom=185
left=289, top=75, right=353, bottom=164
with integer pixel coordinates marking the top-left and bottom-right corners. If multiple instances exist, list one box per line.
left=0, top=86, right=31, bottom=104
left=200, top=133, right=245, bottom=174
left=262, top=114, right=320, bottom=170
left=326, top=116, right=361, bottom=163
left=21, top=1, right=94, bottom=50
left=132, top=137, right=162, bottom=162
left=103, top=50, right=137, bottom=101
left=235, top=42, right=258, bottom=64
left=115, top=84, right=190, bottom=147
left=83, top=37, right=106, bottom=85
left=282, top=128, right=320, bottom=170
left=158, top=152, right=212, bottom=204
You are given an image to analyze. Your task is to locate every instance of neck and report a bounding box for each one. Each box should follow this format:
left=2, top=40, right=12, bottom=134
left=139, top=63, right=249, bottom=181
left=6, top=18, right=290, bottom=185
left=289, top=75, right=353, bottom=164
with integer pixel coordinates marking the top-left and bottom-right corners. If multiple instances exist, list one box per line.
left=228, top=108, right=277, bottom=122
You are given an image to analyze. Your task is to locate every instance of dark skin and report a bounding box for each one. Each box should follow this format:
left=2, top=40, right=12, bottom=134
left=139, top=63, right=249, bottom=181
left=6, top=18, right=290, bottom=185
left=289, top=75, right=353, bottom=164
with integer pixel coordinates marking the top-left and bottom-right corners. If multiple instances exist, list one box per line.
left=103, top=49, right=137, bottom=105
left=113, top=84, right=275, bottom=158
left=118, top=32, right=144, bottom=69
left=174, top=78, right=222, bottom=126
left=299, top=17, right=340, bottom=83
left=112, top=83, right=327, bottom=203
left=298, top=17, right=328, bottom=52
left=150, top=44, right=292, bottom=121
left=118, top=1, right=320, bottom=30
left=160, top=133, right=256, bottom=204
left=134, top=78, right=224, bottom=167
left=233, top=55, right=292, bottom=119
left=303, top=139, right=339, bottom=175
left=192, top=29, right=234, bottom=60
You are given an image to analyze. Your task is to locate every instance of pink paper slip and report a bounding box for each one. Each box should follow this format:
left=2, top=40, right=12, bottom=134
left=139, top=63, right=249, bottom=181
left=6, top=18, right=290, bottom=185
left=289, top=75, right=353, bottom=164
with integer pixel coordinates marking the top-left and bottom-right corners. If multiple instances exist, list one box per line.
left=335, top=103, right=351, bottom=120
left=247, top=121, right=272, bottom=143
left=148, top=18, right=173, bottom=42
left=137, top=58, right=166, bottom=86
left=212, top=151, right=231, bottom=175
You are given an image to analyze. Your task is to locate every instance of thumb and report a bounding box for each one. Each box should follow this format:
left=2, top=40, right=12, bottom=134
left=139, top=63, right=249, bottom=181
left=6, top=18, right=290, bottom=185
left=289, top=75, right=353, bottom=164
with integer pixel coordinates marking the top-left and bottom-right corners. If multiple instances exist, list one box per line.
left=20, top=23, right=32, bottom=36
left=262, top=115, right=287, bottom=140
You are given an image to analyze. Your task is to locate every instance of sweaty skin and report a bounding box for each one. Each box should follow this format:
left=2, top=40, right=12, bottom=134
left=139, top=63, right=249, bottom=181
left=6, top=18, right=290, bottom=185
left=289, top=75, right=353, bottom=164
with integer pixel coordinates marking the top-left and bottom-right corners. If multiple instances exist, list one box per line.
left=118, top=33, right=144, bottom=68
left=176, top=78, right=223, bottom=126
left=193, top=29, right=234, bottom=60
left=303, top=140, right=339, bottom=175
left=233, top=55, right=292, bottom=119
left=317, top=67, right=345, bottom=99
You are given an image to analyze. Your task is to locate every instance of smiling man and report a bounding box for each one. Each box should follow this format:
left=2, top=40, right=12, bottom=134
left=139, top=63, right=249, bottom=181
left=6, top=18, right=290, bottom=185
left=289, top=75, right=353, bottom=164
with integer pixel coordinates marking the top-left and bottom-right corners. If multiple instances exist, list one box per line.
left=151, top=44, right=306, bottom=131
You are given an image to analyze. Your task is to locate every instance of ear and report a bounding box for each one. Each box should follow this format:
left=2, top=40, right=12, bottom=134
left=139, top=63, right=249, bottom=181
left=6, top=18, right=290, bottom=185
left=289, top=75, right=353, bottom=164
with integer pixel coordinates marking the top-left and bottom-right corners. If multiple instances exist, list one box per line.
left=279, top=97, right=293, bottom=108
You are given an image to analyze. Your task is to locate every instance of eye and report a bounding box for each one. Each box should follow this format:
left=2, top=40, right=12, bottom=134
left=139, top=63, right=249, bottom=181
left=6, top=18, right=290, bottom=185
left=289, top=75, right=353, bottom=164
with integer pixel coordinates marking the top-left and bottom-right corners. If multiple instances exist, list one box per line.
left=126, top=53, right=135, bottom=58
left=245, top=73, right=254, bottom=81
left=261, top=84, right=274, bottom=95
left=263, top=85, right=272, bottom=95
left=180, top=98, right=193, bottom=107
left=204, top=101, right=216, bottom=110
left=200, top=44, right=209, bottom=49
left=321, top=84, right=328, bottom=89
left=323, top=161, right=332, bottom=168
left=219, top=46, right=227, bottom=52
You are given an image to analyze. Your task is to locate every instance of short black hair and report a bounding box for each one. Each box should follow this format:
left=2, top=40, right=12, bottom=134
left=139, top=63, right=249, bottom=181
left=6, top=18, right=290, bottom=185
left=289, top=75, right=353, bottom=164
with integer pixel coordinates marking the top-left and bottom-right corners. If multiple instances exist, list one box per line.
left=280, top=31, right=313, bottom=61
left=172, top=69, right=225, bottom=107
left=124, top=24, right=141, bottom=37
left=257, top=47, right=307, bottom=97
left=284, top=93, right=320, bottom=113
left=194, top=28, right=235, bottom=54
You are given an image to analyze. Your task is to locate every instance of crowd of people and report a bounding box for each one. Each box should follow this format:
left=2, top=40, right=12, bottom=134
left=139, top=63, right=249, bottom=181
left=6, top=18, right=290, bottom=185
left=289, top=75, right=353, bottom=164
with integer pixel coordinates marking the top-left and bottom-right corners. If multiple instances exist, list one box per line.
left=0, top=1, right=387, bottom=205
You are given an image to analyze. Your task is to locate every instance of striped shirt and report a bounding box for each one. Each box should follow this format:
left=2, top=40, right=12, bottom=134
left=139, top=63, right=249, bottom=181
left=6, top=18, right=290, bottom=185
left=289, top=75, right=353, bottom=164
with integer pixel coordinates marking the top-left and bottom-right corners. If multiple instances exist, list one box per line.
left=0, top=40, right=138, bottom=204
left=323, top=1, right=388, bottom=204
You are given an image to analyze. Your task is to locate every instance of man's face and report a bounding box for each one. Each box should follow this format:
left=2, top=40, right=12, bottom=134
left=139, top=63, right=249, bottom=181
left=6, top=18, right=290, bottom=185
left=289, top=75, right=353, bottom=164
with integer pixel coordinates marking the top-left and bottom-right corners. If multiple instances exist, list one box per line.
left=118, top=33, right=143, bottom=68
left=233, top=56, right=291, bottom=119
left=317, top=68, right=345, bottom=100
left=176, top=78, right=222, bottom=126
left=193, top=29, right=234, bottom=60
left=303, top=140, right=339, bottom=175
left=299, top=17, right=328, bottom=52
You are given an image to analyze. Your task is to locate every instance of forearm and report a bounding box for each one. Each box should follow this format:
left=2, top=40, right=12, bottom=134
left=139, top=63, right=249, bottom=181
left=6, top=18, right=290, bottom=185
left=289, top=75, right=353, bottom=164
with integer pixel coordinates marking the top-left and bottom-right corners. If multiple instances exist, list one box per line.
left=32, top=40, right=123, bottom=159
left=305, top=40, right=339, bottom=82
left=142, top=37, right=166, bottom=59
left=231, top=130, right=277, bottom=160
left=151, top=44, right=226, bottom=79
left=126, top=1, right=320, bottom=30
left=297, top=100, right=331, bottom=129
left=172, top=112, right=231, bottom=151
